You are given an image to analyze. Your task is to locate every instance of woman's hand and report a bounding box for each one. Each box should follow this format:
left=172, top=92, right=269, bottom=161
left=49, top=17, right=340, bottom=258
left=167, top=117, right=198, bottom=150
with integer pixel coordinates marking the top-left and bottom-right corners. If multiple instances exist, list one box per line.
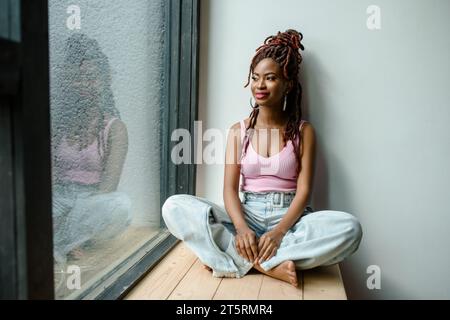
left=257, top=229, right=285, bottom=264
left=235, top=227, right=258, bottom=263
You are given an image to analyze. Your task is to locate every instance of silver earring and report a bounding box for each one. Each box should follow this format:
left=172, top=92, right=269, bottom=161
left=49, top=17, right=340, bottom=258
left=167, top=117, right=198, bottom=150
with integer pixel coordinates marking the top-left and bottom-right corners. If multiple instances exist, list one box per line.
left=250, top=97, right=259, bottom=109
left=283, top=95, right=288, bottom=111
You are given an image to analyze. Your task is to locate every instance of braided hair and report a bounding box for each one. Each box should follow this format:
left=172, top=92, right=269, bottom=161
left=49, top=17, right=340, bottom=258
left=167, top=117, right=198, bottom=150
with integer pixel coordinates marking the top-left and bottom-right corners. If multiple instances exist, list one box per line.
left=243, top=29, right=306, bottom=176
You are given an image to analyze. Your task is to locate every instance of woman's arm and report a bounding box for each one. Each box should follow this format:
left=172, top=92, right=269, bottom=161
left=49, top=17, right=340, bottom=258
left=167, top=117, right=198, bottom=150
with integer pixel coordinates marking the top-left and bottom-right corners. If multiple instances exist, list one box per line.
left=257, top=123, right=316, bottom=263
left=223, top=121, right=258, bottom=262
left=223, top=122, right=247, bottom=230
left=98, top=119, right=128, bottom=193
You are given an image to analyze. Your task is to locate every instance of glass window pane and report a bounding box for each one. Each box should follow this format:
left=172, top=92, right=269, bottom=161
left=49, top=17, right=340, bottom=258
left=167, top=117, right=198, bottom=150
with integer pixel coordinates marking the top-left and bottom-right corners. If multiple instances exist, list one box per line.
left=48, top=0, right=166, bottom=299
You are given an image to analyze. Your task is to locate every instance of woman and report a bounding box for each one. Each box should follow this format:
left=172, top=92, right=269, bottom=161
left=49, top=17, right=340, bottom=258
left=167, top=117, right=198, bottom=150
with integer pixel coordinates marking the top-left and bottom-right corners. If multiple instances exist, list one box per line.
left=162, top=29, right=362, bottom=286
left=52, top=33, right=131, bottom=265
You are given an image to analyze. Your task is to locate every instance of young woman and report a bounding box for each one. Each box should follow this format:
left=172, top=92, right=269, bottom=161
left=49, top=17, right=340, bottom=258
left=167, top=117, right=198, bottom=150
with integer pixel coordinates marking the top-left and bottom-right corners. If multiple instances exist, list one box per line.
left=162, top=29, right=362, bottom=286
left=52, top=33, right=131, bottom=265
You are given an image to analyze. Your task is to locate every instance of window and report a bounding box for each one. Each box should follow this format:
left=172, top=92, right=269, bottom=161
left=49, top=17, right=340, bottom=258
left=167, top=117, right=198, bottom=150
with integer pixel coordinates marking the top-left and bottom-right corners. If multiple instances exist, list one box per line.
left=0, top=0, right=199, bottom=300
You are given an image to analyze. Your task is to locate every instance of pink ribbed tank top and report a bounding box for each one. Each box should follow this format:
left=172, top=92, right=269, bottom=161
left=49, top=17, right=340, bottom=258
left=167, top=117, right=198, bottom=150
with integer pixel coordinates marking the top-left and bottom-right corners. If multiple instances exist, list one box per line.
left=55, top=117, right=118, bottom=185
left=239, top=119, right=307, bottom=192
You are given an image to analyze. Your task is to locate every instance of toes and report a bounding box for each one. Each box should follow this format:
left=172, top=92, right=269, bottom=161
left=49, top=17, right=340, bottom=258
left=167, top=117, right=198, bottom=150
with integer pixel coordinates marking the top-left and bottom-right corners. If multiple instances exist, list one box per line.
left=289, top=275, right=298, bottom=287
left=287, top=261, right=295, bottom=271
left=289, top=272, right=298, bottom=287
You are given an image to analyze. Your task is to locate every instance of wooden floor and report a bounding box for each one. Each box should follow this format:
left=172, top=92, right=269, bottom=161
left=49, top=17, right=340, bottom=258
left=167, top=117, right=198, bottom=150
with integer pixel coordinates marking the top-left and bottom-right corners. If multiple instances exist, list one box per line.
left=124, top=242, right=347, bottom=300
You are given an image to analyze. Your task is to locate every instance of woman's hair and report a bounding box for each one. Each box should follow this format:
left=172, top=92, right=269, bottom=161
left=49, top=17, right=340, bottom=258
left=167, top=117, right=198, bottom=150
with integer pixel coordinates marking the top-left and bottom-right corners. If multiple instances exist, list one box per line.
left=243, top=29, right=306, bottom=176
left=53, top=33, right=121, bottom=154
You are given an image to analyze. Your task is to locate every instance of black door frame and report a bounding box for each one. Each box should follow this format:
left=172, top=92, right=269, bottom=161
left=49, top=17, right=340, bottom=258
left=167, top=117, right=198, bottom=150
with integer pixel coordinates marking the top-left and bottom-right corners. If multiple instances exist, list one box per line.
left=0, top=0, right=54, bottom=299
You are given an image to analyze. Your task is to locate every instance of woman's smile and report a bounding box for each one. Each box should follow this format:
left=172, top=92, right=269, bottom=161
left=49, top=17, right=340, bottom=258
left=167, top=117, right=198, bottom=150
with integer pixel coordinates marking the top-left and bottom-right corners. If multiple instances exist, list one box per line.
left=255, top=92, right=270, bottom=100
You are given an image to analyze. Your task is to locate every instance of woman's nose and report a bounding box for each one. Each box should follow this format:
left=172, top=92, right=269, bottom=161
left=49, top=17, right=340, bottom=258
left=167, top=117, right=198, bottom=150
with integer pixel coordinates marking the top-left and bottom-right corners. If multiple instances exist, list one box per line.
left=257, top=79, right=266, bottom=89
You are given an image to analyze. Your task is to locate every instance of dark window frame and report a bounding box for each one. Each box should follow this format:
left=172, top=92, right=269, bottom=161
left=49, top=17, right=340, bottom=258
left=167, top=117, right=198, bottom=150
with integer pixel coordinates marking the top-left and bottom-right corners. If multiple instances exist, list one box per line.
left=0, top=0, right=200, bottom=300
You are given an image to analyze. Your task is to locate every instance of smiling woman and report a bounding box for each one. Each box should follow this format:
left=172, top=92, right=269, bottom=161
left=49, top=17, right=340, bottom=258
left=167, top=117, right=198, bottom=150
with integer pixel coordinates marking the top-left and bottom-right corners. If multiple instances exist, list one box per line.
left=162, top=29, right=363, bottom=287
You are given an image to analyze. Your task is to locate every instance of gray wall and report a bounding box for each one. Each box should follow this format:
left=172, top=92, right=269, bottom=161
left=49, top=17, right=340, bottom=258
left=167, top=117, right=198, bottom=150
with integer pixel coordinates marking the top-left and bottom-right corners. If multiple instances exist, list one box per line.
left=197, top=0, right=450, bottom=299
left=49, top=0, right=165, bottom=227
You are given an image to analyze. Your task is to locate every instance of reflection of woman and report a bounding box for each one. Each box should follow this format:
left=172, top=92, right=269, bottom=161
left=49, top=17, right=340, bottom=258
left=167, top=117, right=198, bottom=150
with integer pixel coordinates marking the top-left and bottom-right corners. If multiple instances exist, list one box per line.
left=52, top=33, right=131, bottom=263
left=162, top=30, right=362, bottom=286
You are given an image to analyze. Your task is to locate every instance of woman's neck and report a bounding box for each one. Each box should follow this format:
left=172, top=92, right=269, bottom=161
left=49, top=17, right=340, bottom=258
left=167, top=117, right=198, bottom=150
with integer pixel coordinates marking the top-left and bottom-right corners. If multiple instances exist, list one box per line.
left=255, top=105, right=288, bottom=128
left=66, top=116, right=101, bottom=144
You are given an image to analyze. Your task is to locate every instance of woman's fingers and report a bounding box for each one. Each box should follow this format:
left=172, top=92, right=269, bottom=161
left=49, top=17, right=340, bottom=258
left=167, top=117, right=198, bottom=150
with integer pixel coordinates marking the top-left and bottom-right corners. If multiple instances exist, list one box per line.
left=235, top=239, right=241, bottom=257
left=267, top=247, right=277, bottom=262
left=243, top=237, right=254, bottom=262
left=249, top=236, right=258, bottom=260
left=236, top=238, right=246, bottom=260
left=257, top=236, right=266, bottom=252
left=240, top=240, right=251, bottom=261
left=259, top=244, right=273, bottom=263
left=257, top=237, right=270, bottom=260
left=257, top=235, right=279, bottom=263
left=235, top=231, right=259, bottom=263
left=237, top=233, right=279, bottom=264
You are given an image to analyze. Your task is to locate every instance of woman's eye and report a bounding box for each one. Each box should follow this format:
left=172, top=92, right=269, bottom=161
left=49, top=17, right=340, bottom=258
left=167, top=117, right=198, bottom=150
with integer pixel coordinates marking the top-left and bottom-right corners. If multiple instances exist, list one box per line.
left=267, top=77, right=275, bottom=81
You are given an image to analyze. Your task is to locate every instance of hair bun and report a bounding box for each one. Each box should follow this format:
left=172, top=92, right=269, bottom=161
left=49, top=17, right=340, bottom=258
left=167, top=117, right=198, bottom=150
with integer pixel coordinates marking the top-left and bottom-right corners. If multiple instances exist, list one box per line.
left=265, top=29, right=305, bottom=51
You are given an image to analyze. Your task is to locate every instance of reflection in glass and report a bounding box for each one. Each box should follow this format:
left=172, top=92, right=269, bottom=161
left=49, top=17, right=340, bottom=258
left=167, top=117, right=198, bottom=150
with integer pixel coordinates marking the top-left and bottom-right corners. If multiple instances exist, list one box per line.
left=49, top=0, right=166, bottom=299
left=51, top=33, right=131, bottom=293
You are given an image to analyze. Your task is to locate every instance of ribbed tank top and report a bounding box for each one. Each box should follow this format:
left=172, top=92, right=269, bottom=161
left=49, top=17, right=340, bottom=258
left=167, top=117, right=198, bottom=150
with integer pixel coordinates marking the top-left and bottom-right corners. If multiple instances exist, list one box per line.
left=55, top=117, right=118, bottom=185
left=239, top=119, right=307, bottom=192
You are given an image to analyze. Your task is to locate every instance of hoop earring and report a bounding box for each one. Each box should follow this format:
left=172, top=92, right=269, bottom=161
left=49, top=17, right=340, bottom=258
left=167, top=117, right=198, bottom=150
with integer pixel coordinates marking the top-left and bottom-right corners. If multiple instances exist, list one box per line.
left=250, top=97, right=259, bottom=110
left=282, top=95, right=288, bottom=112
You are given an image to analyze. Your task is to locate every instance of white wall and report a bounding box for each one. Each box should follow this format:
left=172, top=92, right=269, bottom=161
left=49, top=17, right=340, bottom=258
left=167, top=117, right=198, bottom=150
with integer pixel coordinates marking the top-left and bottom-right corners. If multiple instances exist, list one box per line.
left=197, top=0, right=450, bottom=299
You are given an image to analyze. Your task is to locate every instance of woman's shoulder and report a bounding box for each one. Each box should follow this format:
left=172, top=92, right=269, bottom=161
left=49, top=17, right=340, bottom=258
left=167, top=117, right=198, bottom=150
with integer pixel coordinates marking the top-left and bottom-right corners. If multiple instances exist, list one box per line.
left=230, top=118, right=250, bottom=128
left=300, top=120, right=314, bottom=132
left=104, top=116, right=123, bottom=127
left=228, top=118, right=250, bottom=145
left=299, top=121, right=315, bottom=146
left=104, top=117, right=127, bottom=139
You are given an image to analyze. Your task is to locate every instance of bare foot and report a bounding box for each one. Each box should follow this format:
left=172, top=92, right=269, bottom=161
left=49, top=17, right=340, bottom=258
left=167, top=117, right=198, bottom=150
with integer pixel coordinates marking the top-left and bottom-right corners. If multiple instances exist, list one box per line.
left=254, top=260, right=298, bottom=287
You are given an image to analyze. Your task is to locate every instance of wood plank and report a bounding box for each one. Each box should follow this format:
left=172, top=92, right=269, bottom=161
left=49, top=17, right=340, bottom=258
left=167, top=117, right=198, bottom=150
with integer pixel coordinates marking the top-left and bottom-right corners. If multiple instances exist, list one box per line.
left=125, top=241, right=348, bottom=300
left=213, top=271, right=264, bottom=300
left=125, top=242, right=197, bottom=300
left=168, top=259, right=222, bottom=300
left=258, top=272, right=303, bottom=300
left=302, top=264, right=347, bottom=300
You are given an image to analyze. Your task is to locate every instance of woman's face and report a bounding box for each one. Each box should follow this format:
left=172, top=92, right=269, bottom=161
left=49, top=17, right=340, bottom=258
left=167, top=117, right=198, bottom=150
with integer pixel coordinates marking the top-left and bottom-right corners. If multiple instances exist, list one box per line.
left=65, top=61, right=102, bottom=118
left=251, top=58, right=291, bottom=108
left=71, top=61, right=102, bottom=98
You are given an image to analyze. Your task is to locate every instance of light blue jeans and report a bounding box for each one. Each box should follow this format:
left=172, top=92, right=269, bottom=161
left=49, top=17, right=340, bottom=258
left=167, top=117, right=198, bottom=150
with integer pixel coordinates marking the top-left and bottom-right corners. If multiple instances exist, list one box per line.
left=53, top=183, right=132, bottom=263
left=162, top=191, right=362, bottom=279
